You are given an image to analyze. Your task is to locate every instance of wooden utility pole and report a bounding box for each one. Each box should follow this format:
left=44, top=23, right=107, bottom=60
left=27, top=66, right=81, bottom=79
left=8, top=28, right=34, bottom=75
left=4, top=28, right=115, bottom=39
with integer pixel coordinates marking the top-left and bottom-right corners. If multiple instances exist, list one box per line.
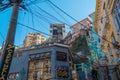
left=0, top=0, right=20, bottom=80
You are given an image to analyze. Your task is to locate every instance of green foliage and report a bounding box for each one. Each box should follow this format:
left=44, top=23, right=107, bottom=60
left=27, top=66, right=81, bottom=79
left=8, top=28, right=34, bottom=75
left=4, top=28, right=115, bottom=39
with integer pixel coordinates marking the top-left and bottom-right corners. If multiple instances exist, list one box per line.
left=70, top=36, right=90, bottom=53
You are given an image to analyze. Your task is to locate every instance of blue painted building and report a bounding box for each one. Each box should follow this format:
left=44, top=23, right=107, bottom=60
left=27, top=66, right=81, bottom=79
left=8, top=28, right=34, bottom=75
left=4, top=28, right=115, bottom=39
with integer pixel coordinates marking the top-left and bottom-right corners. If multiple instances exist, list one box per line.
left=8, top=43, right=72, bottom=80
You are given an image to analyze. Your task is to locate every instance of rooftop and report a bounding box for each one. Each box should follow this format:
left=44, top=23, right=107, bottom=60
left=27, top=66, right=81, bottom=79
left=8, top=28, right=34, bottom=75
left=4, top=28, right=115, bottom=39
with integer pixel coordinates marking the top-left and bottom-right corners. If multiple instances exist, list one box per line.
left=70, top=18, right=92, bottom=30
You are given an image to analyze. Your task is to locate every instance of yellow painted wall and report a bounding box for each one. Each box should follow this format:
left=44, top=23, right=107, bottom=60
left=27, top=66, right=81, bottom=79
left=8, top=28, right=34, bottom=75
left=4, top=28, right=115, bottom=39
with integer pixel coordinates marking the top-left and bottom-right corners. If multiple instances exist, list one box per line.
left=95, top=0, right=119, bottom=65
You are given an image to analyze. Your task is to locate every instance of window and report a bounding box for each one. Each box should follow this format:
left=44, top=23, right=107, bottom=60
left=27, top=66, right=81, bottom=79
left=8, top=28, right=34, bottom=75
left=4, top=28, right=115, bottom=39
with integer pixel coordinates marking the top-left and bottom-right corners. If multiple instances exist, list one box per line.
left=56, top=52, right=67, bottom=62
left=53, top=26, right=58, bottom=30
left=118, top=5, right=120, bottom=13
left=98, top=38, right=101, bottom=43
left=110, top=55, right=114, bottom=64
left=8, top=73, right=19, bottom=80
left=71, top=28, right=77, bottom=33
left=29, top=38, right=33, bottom=41
left=58, top=30, right=62, bottom=35
left=45, top=69, right=49, bottom=73
left=112, top=1, right=120, bottom=39
left=33, top=71, right=37, bottom=80
left=45, top=60, right=49, bottom=64
left=37, top=36, right=41, bottom=39
left=107, top=44, right=114, bottom=64
left=37, top=71, right=43, bottom=78
left=111, top=32, right=116, bottom=44
left=34, top=61, right=43, bottom=68
left=116, top=15, right=120, bottom=29
left=103, top=2, right=105, bottom=9
left=108, top=44, right=112, bottom=55
left=106, top=0, right=109, bottom=8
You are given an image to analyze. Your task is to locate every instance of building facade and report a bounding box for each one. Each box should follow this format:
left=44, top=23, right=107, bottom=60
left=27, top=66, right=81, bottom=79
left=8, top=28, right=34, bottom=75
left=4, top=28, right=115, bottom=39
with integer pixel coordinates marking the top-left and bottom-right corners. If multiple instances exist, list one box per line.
left=88, top=12, right=104, bottom=80
left=65, top=18, right=91, bottom=46
left=8, top=43, right=72, bottom=80
left=95, top=0, right=120, bottom=79
left=95, top=0, right=117, bottom=65
left=65, top=18, right=93, bottom=80
left=50, top=24, right=66, bottom=42
left=23, top=32, right=46, bottom=47
left=111, top=0, right=120, bottom=64
left=88, top=12, right=102, bottom=65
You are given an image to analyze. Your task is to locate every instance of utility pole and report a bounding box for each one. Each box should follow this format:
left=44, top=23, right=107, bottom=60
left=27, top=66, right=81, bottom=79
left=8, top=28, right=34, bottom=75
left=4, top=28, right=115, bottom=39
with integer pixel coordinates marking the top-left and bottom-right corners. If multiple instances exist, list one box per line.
left=0, top=0, right=20, bottom=80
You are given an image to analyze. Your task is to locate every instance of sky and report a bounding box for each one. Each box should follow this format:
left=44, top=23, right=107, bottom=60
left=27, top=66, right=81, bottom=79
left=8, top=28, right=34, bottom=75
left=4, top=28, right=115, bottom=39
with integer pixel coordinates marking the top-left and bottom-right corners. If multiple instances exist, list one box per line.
left=0, top=0, right=96, bottom=47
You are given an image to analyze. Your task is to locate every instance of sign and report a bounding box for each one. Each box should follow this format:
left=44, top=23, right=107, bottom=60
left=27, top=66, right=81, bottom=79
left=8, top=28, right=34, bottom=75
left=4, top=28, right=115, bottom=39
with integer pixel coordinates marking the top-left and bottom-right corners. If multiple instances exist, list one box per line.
left=56, top=65, right=69, bottom=78
left=56, top=52, right=67, bottom=62
left=29, top=52, right=51, bottom=60
left=0, top=43, right=15, bottom=80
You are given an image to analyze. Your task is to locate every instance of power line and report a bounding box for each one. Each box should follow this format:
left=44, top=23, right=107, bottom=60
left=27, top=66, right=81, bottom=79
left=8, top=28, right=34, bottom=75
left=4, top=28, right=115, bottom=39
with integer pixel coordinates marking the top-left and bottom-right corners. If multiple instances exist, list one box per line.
left=46, top=1, right=71, bottom=26
left=29, top=8, right=35, bottom=32
left=0, top=32, right=4, bottom=40
left=18, top=22, right=50, bottom=36
left=47, top=0, right=117, bottom=46
left=23, top=2, right=71, bottom=31
left=24, top=7, right=53, bottom=25
left=0, top=32, right=4, bottom=44
left=31, top=2, right=71, bottom=26
left=0, top=3, right=11, bottom=12
left=46, top=2, right=70, bottom=30
left=27, top=7, right=50, bottom=32
left=19, top=11, right=26, bottom=45
left=25, top=0, right=48, bottom=6
left=29, top=8, right=55, bottom=23
left=47, top=0, right=79, bottom=24
left=27, top=6, right=70, bottom=30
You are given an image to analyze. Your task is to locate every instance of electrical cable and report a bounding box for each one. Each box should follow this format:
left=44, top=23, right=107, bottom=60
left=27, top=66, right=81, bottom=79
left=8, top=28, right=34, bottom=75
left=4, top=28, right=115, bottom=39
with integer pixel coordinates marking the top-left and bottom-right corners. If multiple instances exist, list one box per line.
left=26, top=9, right=29, bottom=35
left=19, top=11, right=26, bottom=46
left=47, top=0, right=118, bottom=47
left=46, top=2, right=70, bottom=30
left=46, top=1, right=71, bottom=26
left=47, top=0, right=80, bottom=24
left=31, top=2, right=71, bottom=26
left=26, top=7, right=52, bottom=24
left=17, top=22, right=50, bottom=36
left=0, top=3, right=11, bottom=12
left=25, top=0, right=47, bottom=6
left=0, top=32, right=4, bottom=44
left=28, top=7, right=50, bottom=32
left=29, top=8, right=35, bottom=32
left=27, top=6, right=70, bottom=31
left=0, top=32, right=4, bottom=40
left=1, top=0, right=119, bottom=47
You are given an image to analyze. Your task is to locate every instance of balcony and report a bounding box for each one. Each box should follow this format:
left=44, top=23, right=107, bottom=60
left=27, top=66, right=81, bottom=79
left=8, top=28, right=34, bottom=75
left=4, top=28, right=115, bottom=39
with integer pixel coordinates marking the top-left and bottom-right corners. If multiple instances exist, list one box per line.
left=72, top=51, right=89, bottom=64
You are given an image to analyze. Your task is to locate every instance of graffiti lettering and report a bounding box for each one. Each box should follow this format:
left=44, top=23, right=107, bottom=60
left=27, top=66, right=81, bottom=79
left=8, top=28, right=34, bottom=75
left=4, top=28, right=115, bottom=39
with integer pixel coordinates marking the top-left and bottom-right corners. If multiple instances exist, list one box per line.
left=0, top=43, right=14, bottom=80
left=57, top=69, right=68, bottom=78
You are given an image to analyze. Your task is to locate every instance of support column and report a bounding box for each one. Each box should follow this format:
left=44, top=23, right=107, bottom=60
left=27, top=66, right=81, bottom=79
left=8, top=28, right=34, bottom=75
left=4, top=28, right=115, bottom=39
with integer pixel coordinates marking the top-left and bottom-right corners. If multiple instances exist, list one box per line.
left=0, top=1, right=20, bottom=80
